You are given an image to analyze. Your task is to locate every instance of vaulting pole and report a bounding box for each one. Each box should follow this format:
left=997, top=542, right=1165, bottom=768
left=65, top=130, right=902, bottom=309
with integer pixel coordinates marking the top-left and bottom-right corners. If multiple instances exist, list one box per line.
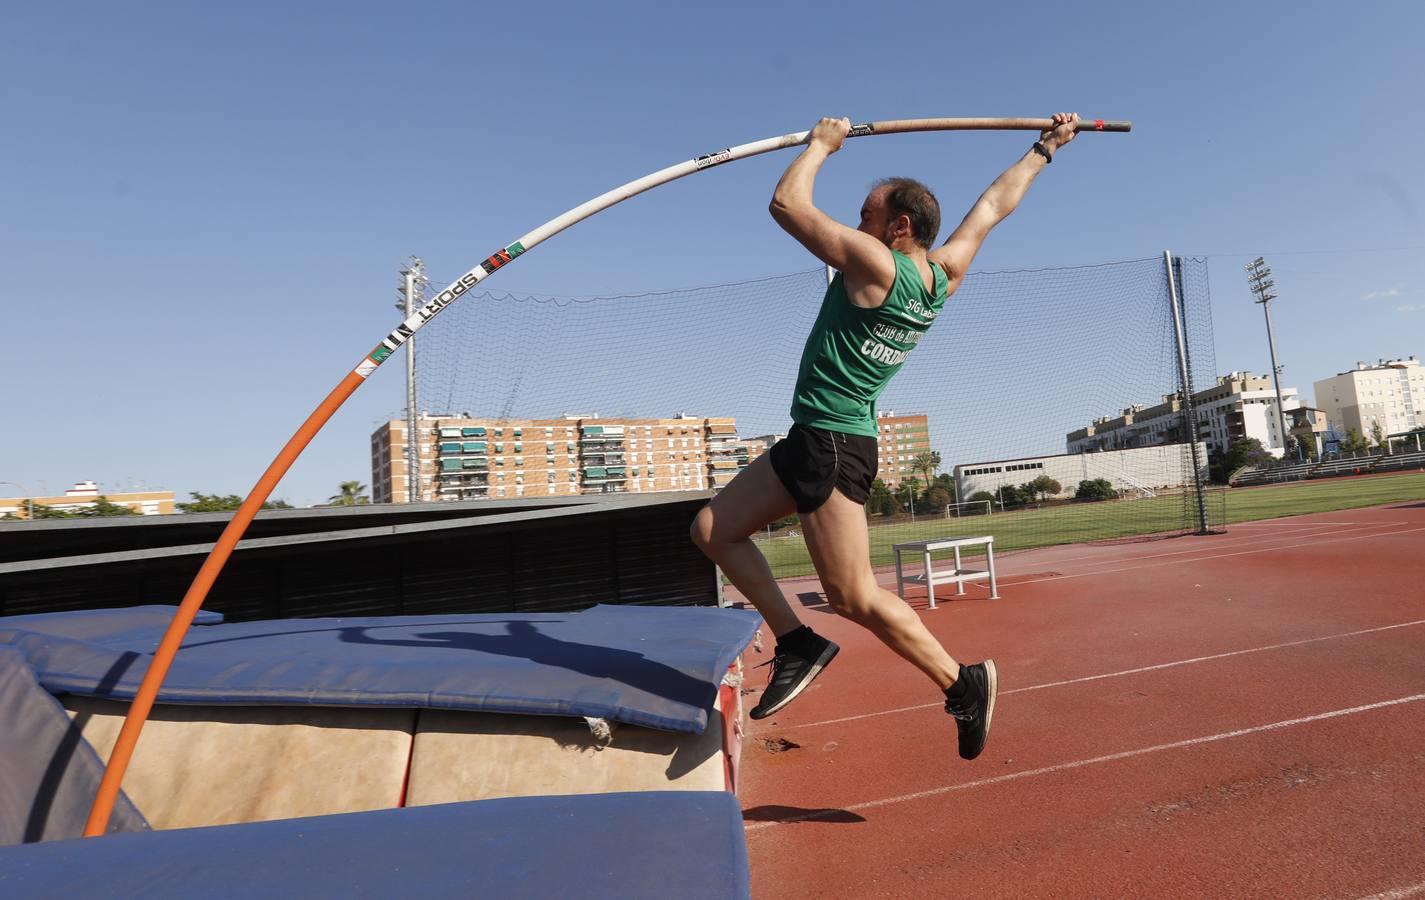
left=84, top=115, right=1131, bottom=836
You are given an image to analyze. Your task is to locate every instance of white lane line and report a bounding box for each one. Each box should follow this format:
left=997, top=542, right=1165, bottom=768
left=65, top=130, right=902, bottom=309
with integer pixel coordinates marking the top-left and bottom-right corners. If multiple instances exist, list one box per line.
left=1355, top=882, right=1425, bottom=900
left=1231, top=520, right=1409, bottom=528
left=1006, top=524, right=1425, bottom=588
left=1015, top=522, right=1380, bottom=572
left=880, top=523, right=1378, bottom=595
left=773, top=619, right=1425, bottom=732
left=744, top=693, right=1425, bottom=832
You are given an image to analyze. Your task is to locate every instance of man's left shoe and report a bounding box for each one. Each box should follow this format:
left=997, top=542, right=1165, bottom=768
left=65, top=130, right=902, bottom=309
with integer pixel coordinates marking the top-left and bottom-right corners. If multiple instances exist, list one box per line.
left=945, top=660, right=997, bottom=760
left=749, top=633, right=839, bottom=720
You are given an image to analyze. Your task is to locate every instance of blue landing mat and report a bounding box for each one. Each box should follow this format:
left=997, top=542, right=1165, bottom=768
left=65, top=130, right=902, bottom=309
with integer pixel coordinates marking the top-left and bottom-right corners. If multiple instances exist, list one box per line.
left=0, top=791, right=751, bottom=899
left=1, top=604, right=760, bottom=734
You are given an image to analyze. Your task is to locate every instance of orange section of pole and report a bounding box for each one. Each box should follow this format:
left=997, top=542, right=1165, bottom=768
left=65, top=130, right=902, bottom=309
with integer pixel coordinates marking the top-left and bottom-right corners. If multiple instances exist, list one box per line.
left=82, top=370, right=365, bottom=837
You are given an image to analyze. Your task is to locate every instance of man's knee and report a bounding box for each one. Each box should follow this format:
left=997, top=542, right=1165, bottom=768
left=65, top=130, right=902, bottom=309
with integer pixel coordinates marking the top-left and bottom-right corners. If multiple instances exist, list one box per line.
left=689, top=505, right=716, bottom=551
left=824, top=581, right=878, bottom=622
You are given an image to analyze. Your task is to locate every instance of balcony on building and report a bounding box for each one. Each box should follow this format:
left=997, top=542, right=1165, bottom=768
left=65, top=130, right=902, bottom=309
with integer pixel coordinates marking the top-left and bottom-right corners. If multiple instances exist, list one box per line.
left=580, top=424, right=627, bottom=443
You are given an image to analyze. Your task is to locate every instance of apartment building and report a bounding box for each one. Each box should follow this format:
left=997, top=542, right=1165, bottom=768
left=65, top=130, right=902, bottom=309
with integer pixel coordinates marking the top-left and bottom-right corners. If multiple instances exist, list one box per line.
left=1067, top=372, right=1301, bottom=459
left=873, top=411, right=932, bottom=488
left=1313, top=356, right=1423, bottom=439
left=372, top=413, right=767, bottom=503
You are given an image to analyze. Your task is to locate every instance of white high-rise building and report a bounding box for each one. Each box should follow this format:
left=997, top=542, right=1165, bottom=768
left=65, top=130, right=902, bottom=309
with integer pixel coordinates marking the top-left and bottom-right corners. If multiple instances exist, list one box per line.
left=1313, top=356, right=1423, bottom=441
left=1067, top=372, right=1300, bottom=459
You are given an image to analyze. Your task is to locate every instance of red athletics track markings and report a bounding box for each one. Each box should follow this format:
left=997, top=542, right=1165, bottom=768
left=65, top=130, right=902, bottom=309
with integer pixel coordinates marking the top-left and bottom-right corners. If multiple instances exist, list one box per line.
left=739, top=504, right=1425, bottom=898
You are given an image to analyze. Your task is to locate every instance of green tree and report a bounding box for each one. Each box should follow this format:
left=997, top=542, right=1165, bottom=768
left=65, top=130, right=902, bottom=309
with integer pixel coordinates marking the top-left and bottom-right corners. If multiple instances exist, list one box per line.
left=1370, top=421, right=1386, bottom=449
left=1211, top=437, right=1274, bottom=483
left=866, top=479, right=898, bottom=517
left=993, top=484, right=1030, bottom=507
left=968, top=491, right=997, bottom=507
left=925, top=485, right=952, bottom=510
left=30, top=502, right=80, bottom=519
left=933, top=473, right=956, bottom=503
left=328, top=481, right=371, bottom=506
left=911, top=451, right=941, bottom=496
left=26, top=497, right=138, bottom=518
left=89, top=496, right=140, bottom=517
left=1075, top=478, right=1118, bottom=501
left=177, top=492, right=292, bottom=513
left=1340, top=427, right=1372, bottom=455
left=894, top=477, right=920, bottom=512
left=1028, top=475, right=1063, bottom=501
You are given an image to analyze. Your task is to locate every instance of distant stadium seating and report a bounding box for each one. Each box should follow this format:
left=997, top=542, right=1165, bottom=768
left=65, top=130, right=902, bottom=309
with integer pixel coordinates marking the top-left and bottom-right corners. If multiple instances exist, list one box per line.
left=1371, top=449, right=1425, bottom=474
left=1231, top=446, right=1425, bottom=487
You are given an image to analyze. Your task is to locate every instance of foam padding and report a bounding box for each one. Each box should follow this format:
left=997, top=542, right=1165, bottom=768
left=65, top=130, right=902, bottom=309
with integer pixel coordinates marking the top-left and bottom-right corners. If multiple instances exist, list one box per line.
left=406, top=696, right=726, bottom=805
left=0, top=792, right=752, bottom=899
left=67, top=698, right=414, bottom=829
left=4, top=604, right=760, bottom=733
left=0, top=648, right=148, bottom=845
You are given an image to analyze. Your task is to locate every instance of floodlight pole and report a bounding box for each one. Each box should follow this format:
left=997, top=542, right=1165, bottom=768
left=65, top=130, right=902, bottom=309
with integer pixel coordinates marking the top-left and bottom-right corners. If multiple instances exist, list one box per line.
left=1245, top=257, right=1292, bottom=456
left=397, top=258, right=427, bottom=503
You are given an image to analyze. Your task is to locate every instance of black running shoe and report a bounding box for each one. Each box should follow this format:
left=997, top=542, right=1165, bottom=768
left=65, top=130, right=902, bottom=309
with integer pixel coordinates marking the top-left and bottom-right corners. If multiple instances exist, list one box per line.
left=945, top=660, right=997, bottom=760
left=748, top=634, right=839, bottom=720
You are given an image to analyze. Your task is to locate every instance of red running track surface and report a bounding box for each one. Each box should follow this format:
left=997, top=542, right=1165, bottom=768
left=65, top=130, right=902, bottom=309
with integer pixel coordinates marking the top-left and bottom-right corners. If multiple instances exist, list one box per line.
left=733, top=502, right=1425, bottom=898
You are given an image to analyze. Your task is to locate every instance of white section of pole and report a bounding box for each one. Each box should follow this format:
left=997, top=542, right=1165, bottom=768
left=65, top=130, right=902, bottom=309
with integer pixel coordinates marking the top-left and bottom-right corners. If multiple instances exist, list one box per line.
left=357, top=116, right=1131, bottom=377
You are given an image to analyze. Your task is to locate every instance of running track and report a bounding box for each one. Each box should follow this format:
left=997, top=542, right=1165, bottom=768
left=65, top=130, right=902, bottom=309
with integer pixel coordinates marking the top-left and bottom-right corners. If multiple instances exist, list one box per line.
left=734, top=502, right=1425, bottom=898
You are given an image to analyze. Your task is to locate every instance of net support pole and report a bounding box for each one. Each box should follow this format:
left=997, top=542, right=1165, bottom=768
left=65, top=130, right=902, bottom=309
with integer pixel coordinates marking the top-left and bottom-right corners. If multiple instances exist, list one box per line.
left=1164, top=250, right=1211, bottom=535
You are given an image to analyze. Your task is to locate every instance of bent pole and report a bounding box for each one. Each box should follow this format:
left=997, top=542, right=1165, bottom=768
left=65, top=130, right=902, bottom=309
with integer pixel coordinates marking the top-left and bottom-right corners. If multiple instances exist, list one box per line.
left=84, top=115, right=1130, bottom=836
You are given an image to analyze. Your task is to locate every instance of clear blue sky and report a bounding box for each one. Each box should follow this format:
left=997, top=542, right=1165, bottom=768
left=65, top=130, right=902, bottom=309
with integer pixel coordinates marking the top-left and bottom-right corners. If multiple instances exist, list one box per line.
left=3, top=1, right=1421, bottom=506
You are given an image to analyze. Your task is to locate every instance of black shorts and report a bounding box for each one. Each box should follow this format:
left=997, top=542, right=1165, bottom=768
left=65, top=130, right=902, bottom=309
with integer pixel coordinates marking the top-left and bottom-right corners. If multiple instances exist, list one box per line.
left=768, top=424, right=879, bottom=513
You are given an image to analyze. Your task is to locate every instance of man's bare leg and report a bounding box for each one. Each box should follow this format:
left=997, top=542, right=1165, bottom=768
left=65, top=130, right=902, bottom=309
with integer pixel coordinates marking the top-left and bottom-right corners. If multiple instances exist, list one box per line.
left=799, top=487, right=960, bottom=689
left=689, top=453, right=803, bottom=637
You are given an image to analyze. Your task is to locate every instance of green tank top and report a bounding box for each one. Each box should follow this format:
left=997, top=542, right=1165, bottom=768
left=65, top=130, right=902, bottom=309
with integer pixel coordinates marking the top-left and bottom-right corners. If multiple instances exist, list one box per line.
left=789, top=250, right=948, bottom=437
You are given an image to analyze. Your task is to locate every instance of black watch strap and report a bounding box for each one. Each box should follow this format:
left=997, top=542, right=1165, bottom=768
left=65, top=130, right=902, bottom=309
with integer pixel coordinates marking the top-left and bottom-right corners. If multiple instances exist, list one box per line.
left=1032, top=141, right=1053, bottom=164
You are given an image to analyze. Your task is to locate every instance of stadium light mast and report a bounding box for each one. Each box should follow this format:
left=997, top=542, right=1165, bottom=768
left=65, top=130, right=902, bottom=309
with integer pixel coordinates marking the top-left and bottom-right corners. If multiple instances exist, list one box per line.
left=1244, top=257, right=1292, bottom=457
left=397, top=257, right=428, bottom=503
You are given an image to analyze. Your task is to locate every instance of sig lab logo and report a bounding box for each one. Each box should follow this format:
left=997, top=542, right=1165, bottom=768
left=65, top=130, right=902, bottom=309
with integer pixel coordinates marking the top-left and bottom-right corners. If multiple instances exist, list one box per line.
left=694, top=148, right=733, bottom=170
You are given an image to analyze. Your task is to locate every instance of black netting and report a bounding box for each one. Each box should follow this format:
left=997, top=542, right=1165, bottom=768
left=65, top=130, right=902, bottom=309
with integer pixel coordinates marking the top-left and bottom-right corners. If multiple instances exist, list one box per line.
left=406, top=255, right=1220, bottom=578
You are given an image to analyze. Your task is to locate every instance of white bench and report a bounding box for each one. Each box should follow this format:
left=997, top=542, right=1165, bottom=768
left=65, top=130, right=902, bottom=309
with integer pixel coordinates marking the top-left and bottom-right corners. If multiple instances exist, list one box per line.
left=892, top=536, right=999, bottom=609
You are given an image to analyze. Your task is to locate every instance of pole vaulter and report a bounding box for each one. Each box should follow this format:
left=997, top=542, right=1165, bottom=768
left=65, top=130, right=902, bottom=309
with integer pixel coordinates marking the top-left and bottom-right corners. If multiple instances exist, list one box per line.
left=84, top=115, right=1130, bottom=836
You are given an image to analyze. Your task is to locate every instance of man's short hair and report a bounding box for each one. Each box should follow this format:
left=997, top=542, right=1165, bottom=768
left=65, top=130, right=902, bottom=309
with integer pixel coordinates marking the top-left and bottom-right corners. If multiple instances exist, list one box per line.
left=875, top=177, right=940, bottom=249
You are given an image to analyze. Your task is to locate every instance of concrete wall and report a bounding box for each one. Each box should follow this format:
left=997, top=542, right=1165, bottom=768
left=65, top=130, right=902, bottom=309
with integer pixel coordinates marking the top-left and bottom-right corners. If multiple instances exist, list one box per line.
left=956, top=443, right=1208, bottom=501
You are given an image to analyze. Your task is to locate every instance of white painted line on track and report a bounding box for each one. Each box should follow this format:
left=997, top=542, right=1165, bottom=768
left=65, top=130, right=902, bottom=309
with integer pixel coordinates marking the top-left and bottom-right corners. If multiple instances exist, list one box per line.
left=1023, top=522, right=1360, bottom=567
left=1232, top=521, right=1384, bottom=527
left=1005, top=524, right=1425, bottom=588
left=745, top=693, right=1425, bottom=831
left=1231, top=522, right=1341, bottom=527
left=1014, top=522, right=1384, bottom=571
left=773, top=619, right=1425, bottom=732
left=1355, top=881, right=1425, bottom=900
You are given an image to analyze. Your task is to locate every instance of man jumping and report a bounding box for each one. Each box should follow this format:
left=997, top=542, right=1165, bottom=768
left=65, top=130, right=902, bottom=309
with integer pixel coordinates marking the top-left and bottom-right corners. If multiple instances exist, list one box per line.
left=691, top=112, right=1081, bottom=760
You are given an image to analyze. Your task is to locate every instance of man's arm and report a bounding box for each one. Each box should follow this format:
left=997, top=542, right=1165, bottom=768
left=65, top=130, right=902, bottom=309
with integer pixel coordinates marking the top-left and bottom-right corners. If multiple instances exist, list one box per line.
left=929, top=112, right=1080, bottom=289
left=769, top=117, right=897, bottom=301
